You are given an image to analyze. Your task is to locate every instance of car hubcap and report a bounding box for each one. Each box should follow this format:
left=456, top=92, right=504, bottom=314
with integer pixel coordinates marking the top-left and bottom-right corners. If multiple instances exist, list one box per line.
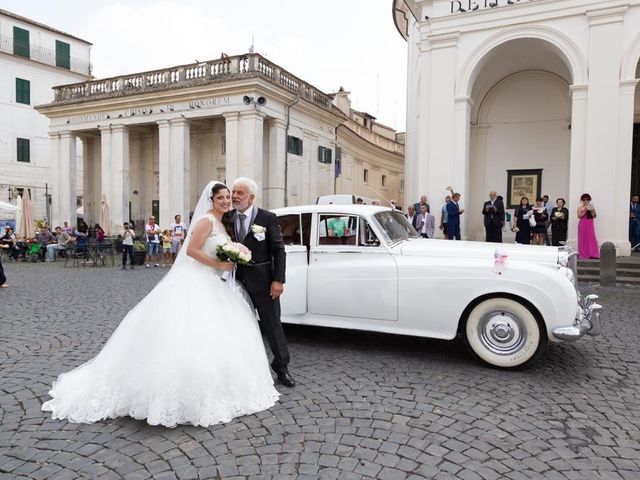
left=478, top=310, right=526, bottom=355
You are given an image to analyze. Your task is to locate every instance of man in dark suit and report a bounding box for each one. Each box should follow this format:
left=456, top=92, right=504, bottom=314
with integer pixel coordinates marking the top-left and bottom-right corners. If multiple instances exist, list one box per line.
left=446, top=193, right=464, bottom=240
left=630, top=194, right=640, bottom=251
left=406, top=205, right=418, bottom=230
left=482, top=191, right=505, bottom=243
left=223, top=177, right=294, bottom=388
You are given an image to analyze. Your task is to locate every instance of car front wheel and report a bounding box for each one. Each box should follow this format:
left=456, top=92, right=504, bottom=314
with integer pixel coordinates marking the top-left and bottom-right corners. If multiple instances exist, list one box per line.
left=464, top=297, right=547, bottom=368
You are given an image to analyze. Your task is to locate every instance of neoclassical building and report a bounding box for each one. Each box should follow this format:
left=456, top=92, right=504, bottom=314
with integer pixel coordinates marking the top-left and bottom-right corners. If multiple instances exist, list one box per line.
left=36, top=53, right=404, bottom=232
left=0, top=9, right=91, bottom=221
left=393, top=0, right=640, bottom=254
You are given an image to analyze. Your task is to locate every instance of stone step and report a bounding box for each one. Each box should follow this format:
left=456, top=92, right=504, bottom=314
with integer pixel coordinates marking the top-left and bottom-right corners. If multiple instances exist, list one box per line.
left=577, top=257, right=640, bottom=284
left=578, top=267, right=640, bottom=277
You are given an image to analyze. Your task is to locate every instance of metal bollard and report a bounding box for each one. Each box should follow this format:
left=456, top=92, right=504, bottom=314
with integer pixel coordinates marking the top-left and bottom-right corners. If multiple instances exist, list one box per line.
left=599, top=242, right=616, bottom=287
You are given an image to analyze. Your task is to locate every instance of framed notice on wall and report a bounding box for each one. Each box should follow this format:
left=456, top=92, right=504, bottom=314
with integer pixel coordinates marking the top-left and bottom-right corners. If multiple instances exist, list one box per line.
left=506, top=169, right=543, bottom=209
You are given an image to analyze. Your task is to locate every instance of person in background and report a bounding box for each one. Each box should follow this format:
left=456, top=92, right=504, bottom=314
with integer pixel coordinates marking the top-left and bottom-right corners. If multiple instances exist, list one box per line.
left=144, top=216, right=161, bottom=268
left=46, top=227, right=74, bottom=262
left=0, top=242, right=8, bottom=287
left=440, top=195, right=451, bottom=238
left=543, top=195, right=553, bottom=246
left=577, top=193, right=599, bottom=259
left=446, top=193, right=464, bottom=240
left=36, top=226, right=57, bottom=262
left=531, top=197, right=549, bottom=246
left=512, top=197, right=532, bottom=244
left=1, top=227, right=20, bottom=260
left=161, top=229, right=173, bottom=267
left=62, top=221, right=71, bottom=234
left=550, top=198, right=569, bottom=246
left=169, top=214, right=187, bottom=263
left=390, top=199, right=402, bottom=211
left=406, top=205, right=418, bottom=230
left=482, top=191, right=505, bottom=243
left=327, top=216, right=349, bottom=244
left=121, top=222, right=136, bottom=270
left=413, top=195, right=429, bottom=215
left=416, top=203, right=435, bottom=238
left=629, top=194, right=640, bottom=252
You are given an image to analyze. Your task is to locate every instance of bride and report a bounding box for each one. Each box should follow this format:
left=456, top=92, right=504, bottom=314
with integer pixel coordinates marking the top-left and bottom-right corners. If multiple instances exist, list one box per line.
left=42, top=181, right=279, bottom=427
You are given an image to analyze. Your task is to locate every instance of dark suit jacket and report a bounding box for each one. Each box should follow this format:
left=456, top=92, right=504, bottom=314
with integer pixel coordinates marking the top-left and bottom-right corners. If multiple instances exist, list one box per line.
left=446, top=202, right=461, bottom=226
left=223, top=208, right=286, bottom=294
left=482, top=199, right=505, bottom=228
left=407, top=214, right=418, bottom=231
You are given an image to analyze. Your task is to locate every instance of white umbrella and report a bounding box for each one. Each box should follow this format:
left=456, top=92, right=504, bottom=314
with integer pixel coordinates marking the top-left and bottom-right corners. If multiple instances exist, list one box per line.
left=99, top=195, right=111, bottom=236
left=19, top=191, right=35, bottom=239
left=14, top=195, right=22, bottom=239
left=0, top=201, right=18, bottom=213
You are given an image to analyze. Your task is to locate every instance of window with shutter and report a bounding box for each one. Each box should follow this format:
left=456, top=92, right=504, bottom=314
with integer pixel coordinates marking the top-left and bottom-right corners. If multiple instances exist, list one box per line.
left=13, top=27, right=30, bottom=58
left=16, top=78, right=30, bottom=105
left=56, top=40, right=71, bottom=69
left=17, top=138, right=31, bottom=163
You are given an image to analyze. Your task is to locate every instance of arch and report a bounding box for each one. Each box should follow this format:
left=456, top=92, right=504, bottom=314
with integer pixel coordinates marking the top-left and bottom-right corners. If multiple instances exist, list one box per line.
left=621, top=31, right=640, bottom=81
left=456, top=25, right=588, bottom=98
left=473, top=70, right=571, bottom=125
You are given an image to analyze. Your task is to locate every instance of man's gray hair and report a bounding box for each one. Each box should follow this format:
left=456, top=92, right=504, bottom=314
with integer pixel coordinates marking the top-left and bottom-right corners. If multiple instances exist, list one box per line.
left=232, top=177, right=258, bottom=196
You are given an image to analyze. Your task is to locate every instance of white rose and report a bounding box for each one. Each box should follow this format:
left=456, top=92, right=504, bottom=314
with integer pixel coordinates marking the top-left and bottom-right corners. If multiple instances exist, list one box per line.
left=251, top=224, right=266, bottom=234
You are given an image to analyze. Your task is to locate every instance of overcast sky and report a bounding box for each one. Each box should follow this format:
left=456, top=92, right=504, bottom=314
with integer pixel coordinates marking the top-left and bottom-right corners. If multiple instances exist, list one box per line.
left=3, top=0, right=408, bottom=130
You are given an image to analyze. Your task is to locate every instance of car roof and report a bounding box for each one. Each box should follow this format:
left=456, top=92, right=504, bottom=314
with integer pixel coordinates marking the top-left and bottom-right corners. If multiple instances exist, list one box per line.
left=272, top=204, right=393, bottom=216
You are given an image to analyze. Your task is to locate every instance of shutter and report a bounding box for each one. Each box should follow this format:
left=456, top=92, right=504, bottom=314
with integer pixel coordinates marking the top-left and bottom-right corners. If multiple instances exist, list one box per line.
left=16, top=78, right=30, bottom=104
left=13, top=27, right=30, bottom=58
left=56, top=40, right=71, bottom=69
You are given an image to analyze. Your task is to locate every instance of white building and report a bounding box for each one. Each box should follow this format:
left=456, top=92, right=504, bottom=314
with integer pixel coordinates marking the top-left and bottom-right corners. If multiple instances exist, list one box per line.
left=393, top=0, right=640, bottom=255
left=36, top=53, right=404, bottom=233
left=0, top=9, right=91, bottom=221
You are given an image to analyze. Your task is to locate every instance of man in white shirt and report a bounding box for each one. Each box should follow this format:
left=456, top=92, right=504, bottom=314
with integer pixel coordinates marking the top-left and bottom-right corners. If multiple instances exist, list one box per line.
left=169, top=214, right=188, bottom=263
left=144, top=216, right=161, bottom=268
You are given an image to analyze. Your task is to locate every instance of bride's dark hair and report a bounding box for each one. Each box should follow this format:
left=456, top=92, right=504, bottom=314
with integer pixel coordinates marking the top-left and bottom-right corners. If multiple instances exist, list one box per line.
left=210, top=183, right=230, bottom=198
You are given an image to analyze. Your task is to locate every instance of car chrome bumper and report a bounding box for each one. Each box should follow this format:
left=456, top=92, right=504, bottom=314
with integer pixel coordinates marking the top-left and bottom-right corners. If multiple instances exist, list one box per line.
left=552, top=294, right=603, bottom=341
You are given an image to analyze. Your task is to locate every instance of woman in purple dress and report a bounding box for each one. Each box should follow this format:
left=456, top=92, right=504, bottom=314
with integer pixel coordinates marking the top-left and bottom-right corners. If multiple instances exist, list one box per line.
left=577, top=193, right=599, bottom=259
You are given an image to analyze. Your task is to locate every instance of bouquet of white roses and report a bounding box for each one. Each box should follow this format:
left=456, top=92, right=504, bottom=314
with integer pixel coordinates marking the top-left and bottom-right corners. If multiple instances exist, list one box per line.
left=217, top=242, right=252, bottom=282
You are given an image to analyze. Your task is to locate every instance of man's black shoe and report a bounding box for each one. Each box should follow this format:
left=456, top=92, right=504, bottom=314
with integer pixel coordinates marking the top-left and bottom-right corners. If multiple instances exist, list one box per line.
left=277, top=369, right=295, bottom=388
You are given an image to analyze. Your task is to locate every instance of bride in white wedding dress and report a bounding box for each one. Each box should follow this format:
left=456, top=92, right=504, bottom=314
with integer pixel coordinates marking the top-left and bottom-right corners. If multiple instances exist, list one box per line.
left=42, top=181, right=279, bottom=427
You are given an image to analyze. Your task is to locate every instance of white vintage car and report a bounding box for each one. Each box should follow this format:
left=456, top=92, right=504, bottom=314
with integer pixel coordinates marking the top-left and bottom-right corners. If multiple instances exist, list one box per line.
left=272, top=204, right=602, bottom=369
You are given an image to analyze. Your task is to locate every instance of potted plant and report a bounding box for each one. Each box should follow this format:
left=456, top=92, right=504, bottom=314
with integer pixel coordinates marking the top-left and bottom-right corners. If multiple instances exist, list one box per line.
left=133, top=241, right=147, bottom=265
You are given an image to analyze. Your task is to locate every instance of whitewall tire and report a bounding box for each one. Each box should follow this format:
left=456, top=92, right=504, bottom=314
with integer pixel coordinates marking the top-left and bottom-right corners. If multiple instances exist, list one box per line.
left=464, top=297, right=546, bottom=368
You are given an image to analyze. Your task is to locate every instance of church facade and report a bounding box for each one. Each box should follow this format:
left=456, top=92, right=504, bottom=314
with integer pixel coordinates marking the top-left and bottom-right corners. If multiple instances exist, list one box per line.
left=393, top=0, right=640, bottom=254
left=37, top=53, right=404, bottom=233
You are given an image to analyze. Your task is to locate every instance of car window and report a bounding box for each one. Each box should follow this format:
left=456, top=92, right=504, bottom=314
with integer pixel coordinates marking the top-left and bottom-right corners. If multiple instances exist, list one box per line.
left=318, top=215, right=357, bottom=246
left=278, top=214, right=301, bottom=245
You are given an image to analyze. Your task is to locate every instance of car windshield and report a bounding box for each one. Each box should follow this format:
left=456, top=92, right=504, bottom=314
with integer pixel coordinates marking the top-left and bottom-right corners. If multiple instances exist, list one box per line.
left=373, top=210, right=419, bottom=244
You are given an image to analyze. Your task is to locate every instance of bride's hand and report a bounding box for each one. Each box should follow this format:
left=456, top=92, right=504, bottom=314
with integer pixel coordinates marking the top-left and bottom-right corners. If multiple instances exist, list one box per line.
left=218, top=260, right=235, bottom=272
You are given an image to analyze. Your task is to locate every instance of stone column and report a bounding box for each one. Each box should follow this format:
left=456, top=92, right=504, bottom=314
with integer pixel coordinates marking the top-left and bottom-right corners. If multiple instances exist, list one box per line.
left=583, top=7, right=627, bottom=252
left=157, top=120, right=171, bottom=227
left=267, top=118, right=287, bottom=208
left=567, top=85, right=588, bottom=248
left=239, top=111, right=265, bottom=196
left=51, top=131, right=77, bottom=228
left=169, top=118, right=190, bottom=223
left=99, top=126, right=112, bottom=228
left=223, top=112, right=240, bottom=184
left=110, top=125, right=130, bottom=232
left=81, top=136, right=101, bottom=225
left=453, top=96, right=472, bottom=239
left=615, top=79, right=639, bottom=255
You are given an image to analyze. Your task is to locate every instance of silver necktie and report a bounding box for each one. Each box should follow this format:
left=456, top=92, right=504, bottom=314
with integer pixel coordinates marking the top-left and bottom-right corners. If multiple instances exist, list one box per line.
left=237, top=213, right=246, bottom=241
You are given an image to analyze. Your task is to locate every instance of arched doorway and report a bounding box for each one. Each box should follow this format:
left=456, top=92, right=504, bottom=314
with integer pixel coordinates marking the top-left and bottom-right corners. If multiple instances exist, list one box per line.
left=466, top=38, right=574, bottom=242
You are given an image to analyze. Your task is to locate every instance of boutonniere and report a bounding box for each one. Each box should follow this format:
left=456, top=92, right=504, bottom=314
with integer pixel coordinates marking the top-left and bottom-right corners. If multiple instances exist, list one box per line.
left=251, top=224, right=266, bottom=234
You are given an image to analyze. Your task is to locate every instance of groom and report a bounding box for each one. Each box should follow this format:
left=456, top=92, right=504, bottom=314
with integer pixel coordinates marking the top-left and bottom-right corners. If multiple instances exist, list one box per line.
left=223, top=177, right=295, bottom=388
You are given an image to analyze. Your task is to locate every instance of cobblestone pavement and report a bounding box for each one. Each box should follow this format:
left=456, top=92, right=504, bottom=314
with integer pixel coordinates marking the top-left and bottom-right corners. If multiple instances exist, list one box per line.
left=1, top=262, right=639, bottom=480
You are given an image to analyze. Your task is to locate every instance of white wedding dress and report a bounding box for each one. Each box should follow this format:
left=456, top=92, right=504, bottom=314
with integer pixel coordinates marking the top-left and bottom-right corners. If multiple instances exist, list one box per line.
left=42, top=191, right=280, bottom=427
